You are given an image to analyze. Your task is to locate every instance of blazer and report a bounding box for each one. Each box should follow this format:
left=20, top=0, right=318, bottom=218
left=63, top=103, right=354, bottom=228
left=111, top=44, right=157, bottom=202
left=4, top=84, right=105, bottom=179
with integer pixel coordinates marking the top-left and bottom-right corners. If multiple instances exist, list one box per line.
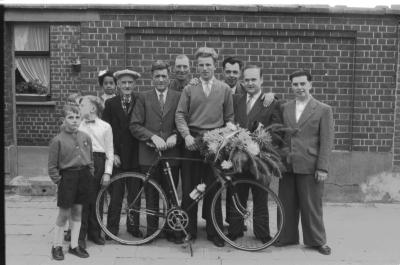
left=130, top=89, right=181, bottom=166
left=282, top=97, right=334, bottom=174
left=102, top=93, right=139, bottom=170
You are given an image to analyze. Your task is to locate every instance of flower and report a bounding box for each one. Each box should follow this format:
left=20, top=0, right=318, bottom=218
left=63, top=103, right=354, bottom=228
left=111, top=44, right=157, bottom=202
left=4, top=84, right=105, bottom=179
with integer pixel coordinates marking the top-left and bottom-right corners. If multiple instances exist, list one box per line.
left=246, top=141, right=260, bottom=156
left=221, top=160, right=233, bottom=170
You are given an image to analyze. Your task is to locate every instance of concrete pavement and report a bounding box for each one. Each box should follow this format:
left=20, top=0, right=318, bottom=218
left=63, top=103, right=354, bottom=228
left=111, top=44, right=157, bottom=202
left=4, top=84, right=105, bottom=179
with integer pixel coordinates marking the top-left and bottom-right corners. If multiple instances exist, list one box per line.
left=5, top=194, right=400, bottom=265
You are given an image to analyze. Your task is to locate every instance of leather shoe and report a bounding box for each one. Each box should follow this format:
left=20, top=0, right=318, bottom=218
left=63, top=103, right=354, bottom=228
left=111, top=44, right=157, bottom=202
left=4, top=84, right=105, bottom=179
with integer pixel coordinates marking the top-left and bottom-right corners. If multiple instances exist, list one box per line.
left=128, top=229, right=143, bottom=238
left=88, top=235, right=105, bottom=245
left=51, top=246, right=64, bottom=260
left=68, top=246, right=89, bottom=258
left=313, top=245, right=331, bottom=255
left=207, top=235, right=225, bottom=247
left=174, top=236, right=184, bottom=244
left=227, top=232, right=243, bottom=241
left=64, top=229, right=71, bottom=242
left=78, top=239, right=86, bottom=249
left=258, top=235, right=272, bottom=244
left=273, top=241, right=298, bottom=247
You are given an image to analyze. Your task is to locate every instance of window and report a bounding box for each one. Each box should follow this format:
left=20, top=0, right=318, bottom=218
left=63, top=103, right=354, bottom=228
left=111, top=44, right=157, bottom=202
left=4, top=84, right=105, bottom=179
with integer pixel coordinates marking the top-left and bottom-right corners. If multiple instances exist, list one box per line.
left=14, top=24, right=50, bottom=97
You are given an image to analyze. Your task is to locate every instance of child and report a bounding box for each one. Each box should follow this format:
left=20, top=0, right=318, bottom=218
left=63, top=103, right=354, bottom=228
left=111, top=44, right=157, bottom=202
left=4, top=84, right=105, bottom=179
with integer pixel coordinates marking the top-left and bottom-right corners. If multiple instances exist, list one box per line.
left=48, top=105, right=93, bottom=260
left=78, top=95, right=114, bottom=247
left=98, top=70, right=117, bottom=105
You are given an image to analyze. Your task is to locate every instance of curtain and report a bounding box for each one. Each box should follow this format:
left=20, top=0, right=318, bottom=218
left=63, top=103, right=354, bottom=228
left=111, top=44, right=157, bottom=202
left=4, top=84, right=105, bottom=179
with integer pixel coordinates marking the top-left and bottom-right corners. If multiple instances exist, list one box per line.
left=14, top=24, right=49, bottom=51
left=16, top=57, right=50, bottom=89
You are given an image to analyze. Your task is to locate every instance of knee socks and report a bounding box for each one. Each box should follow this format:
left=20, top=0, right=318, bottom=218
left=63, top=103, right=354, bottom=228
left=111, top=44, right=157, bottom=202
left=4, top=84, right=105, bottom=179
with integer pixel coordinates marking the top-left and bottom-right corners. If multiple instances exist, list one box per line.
left=53, top=225, right=64, bottom=247
left=70, top=221, right=82, bottom=248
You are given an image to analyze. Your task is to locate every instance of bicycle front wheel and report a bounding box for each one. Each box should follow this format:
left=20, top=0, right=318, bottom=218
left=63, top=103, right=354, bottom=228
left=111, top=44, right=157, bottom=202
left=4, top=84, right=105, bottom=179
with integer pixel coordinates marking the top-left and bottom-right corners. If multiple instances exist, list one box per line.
left=95, top=172, right=168, bottom=245
left=211, top=179, right=284, bottom=251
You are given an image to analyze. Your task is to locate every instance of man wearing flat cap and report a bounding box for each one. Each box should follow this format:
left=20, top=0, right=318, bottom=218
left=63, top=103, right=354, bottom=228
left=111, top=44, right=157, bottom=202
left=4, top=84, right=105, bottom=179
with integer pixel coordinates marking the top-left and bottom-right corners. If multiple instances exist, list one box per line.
left=130, top=60, right=183, bottom=243
left=102, top=69, right=143, bottom=239
left=176, top=47, right=234, bottom=247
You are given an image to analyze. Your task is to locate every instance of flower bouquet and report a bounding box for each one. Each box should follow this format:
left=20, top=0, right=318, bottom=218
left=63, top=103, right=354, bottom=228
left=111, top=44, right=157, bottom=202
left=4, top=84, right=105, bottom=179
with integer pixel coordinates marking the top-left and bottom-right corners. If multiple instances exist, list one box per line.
left=197, top=123, right=286, bottom=186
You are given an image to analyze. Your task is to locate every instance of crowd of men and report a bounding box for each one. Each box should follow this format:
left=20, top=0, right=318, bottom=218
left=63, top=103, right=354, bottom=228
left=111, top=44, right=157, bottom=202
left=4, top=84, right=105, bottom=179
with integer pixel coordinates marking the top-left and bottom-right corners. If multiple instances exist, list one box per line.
left=49, top=46, right=333, bottom=261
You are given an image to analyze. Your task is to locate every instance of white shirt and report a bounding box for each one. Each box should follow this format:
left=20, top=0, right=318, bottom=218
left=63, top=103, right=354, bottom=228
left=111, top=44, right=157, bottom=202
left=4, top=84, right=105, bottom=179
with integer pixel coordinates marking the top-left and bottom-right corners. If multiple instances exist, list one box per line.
left=79, top=117, right=114, bottom=175
left=200, top=77, right=214, bottom=96
left=295, top=98, right=310, bottom=122
left=101, top=93, right=115, bottom=102
left=246, top=90, right=262, bottom=113
left=155, top=88, right=168, bottom=102
left=230, top=85, right=237, bottom=95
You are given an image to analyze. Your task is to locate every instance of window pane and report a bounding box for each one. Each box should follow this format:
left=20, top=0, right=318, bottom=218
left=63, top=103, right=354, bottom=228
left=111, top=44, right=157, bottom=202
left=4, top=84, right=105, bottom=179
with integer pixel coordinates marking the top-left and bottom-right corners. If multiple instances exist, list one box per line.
left=14, top=24, right=49, bottom=51
left=15, top=56, right=50, bottom=94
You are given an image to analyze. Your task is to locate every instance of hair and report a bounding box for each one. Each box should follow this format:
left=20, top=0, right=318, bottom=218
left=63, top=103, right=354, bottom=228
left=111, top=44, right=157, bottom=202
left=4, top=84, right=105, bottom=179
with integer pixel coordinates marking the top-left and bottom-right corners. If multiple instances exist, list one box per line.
left=222, top=57, right=243, bottom=70
left=175, top=54, right=190, bottom=62
left=289, top=70, right=312, bottom=82
left=98, top=70, right=117, bottom=86
left=243, top=64, right=263, bottom=78
left=83, top=95, right=104, bottom=117
left=151, top=60, right=170, bottom=73
left=62, top=104, right=80, bottom=117
left=194, top=47, right=218, bottom=62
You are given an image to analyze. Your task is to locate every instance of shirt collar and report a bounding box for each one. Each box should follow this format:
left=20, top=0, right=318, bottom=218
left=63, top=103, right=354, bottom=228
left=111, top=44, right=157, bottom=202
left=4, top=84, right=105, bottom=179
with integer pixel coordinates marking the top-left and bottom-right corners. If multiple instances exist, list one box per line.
left=200, top=77, right=214, bottom=87
left=155, top=88, right=168, bottom=98
left=247, top=90, right=262, bottom=101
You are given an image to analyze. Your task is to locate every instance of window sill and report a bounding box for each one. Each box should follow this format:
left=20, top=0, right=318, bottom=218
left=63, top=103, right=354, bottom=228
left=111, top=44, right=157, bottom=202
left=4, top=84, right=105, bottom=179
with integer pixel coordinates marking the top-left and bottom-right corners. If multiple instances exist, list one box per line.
left=16, top=101, right=56, bottom=106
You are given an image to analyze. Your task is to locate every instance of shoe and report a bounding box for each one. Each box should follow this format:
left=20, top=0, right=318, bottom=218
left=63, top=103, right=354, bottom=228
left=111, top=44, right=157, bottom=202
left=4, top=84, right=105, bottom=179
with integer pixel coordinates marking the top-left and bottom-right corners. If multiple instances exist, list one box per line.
left=88, top=235, right=105, bottom=245
left=128, top=229, right=143, bottom=238
left=313, top=245, right=331, bottom=255
left=207, top=235, right=225, bottom=247
left=78, top=239, right=86, bottom=249
left=64, top=229, right=71, bottom=242
left=258, top=235, right=272, bottom=244
left=51, top=246, right=64, bottom=261
left=68, top=246, right=89, bottom=258
left=226, top=232, right=243, bottom=241
left=174, top=236, right=184, bottom=244
left=273, top=241, right=298, bottom=247
left=165, top=233, right=175, bottom=243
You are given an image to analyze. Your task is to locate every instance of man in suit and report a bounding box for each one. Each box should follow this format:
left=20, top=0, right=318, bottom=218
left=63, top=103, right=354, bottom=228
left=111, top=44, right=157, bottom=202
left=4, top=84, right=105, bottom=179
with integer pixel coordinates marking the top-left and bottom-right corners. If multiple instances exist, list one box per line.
left=176, top=47, right=235, bottom=247
left=277, top=70, right=333, bottom=255
left=169, top=54, right=191, bottom=92
left=102, top=69, right=143, bottom=239
left=222, top=56, right=246, bottom=95
left=130, top=60, right=183, bottom=244
left=227, top=65, right=283, bottom=242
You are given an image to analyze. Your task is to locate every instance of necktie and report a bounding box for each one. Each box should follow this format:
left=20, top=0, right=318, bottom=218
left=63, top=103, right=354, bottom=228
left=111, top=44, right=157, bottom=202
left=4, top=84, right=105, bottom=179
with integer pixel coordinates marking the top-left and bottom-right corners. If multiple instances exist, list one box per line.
left=204, top=82, right=211, bottom=97
left=159, top=93, right=165, bottom=112
left=122, top=95, right=131, bottom=112
left=85, top=120, right=95, bottom=124
left=246, top=96, right=253, bottom=114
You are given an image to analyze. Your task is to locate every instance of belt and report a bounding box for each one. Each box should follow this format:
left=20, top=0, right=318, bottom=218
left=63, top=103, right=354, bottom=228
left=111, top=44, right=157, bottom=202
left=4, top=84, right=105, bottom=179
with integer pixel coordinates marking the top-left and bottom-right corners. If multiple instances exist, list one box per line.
left=61, top=165, right=89, bottom=172
left=93, top=152, right=106, bottom=158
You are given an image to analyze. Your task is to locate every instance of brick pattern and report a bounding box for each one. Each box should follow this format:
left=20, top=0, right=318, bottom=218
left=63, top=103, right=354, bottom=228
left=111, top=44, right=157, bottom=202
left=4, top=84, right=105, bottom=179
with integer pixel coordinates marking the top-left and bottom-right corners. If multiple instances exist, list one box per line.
left=9, top=11, right=399, bottom=152
left=4, top=24, right=14, bottom=146
left=393, top=28, right=400, bottom=171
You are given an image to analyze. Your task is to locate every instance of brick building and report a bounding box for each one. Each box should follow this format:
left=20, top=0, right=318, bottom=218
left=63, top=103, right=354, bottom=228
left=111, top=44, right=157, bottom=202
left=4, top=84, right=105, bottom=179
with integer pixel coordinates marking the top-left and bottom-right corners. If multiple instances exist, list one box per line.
left=3, top=5, right=400, bottom=201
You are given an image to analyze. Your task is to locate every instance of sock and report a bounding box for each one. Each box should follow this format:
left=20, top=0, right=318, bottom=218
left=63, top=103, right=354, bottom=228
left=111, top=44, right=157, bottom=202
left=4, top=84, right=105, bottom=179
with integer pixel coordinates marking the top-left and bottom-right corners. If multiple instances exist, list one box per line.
left=70, top=221, right=82, bottom=249
left=53, top=225, right=64, bottom=247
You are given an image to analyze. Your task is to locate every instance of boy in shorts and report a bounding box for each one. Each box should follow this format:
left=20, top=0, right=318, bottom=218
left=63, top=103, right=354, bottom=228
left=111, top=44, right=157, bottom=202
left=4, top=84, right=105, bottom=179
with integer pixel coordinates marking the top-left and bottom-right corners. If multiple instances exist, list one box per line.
left=48, top=105, right=94, bottom=260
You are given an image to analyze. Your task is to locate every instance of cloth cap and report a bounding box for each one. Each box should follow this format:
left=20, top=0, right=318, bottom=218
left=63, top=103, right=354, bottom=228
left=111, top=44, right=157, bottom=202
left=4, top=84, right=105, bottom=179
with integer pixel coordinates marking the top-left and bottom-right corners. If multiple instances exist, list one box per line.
left=114, top=69, right=141, bottom=80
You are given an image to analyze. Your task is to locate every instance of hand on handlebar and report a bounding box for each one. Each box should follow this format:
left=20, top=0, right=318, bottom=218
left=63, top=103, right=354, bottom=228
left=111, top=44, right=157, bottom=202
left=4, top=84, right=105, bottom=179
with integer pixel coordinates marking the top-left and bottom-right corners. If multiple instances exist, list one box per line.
left=166, top=134, right=177, bottom=149
left=185, top=135, right=197, bottom=151
left=151, top=135, right=167, bottom=151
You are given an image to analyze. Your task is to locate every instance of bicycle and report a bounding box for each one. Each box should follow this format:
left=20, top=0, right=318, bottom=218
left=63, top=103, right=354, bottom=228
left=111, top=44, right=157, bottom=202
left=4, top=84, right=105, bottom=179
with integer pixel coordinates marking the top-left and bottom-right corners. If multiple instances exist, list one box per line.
left=96, top=148, right=284, bottom=255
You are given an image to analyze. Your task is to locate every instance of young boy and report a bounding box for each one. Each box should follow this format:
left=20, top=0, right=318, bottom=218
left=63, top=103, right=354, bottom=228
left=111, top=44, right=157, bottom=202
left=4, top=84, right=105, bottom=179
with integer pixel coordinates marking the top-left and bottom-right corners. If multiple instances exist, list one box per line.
left=48, top=105, right=93, bottom=260
left=78, top=95, right=114, bottom=247
left=98, top=70, right=117, bottom=105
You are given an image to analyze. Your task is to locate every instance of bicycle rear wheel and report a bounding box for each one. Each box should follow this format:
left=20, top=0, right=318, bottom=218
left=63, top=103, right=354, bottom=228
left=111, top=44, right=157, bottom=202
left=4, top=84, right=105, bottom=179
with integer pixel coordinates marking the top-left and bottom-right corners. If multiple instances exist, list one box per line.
left=95, top=172, right=168, bottom=245
left=211, top=179, right=284, bottom=251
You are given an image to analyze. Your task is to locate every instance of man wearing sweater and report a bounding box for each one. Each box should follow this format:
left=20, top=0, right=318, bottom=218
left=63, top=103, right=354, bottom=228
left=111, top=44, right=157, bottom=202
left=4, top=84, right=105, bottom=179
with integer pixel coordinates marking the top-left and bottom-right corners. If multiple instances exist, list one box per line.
left=175, top=47, right=234, bottom=247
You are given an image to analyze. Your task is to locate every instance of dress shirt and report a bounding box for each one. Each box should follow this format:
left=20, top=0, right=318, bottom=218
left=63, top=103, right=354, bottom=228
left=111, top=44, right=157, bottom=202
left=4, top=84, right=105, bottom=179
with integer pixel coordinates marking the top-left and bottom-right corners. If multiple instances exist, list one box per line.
left=200, top=77, right=214, bottom=96
left=246, top=90, right=262, bottom=113
left=295, top=98, right=311, bottom=122
left=79, top=117, right=114, bottom=175
left=101, top=93, right=115, bottom=102
left=155, top=88, right=168, bottom=104
left=230, top=85, right=237, bottom=95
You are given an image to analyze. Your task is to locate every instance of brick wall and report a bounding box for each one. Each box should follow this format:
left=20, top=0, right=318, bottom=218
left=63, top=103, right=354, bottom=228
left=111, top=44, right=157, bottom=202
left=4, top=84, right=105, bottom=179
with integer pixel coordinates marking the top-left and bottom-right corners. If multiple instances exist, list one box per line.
left=9, top=8, right=400, bottom=153
left=393, top=26, right=400, bottom=171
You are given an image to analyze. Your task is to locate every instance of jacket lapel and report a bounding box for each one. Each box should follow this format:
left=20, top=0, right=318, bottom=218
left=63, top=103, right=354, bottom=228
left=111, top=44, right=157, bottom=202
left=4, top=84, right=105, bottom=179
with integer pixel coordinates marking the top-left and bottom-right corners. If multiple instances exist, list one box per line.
left=236, top=94, right=248, bottom=127
left=150, top=89, right=163, bottom=117
left=247, top=96, right=263, bottom=128
left=285, top=100, right=297, bottom=128
left=297, top=97, right=317, bottom=127
left=162, top=90, right=174, bottom=117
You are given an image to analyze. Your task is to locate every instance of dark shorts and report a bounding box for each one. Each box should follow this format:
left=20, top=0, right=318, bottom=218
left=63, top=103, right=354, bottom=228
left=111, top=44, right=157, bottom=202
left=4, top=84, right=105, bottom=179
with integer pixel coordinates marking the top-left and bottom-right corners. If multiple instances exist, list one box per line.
left=57, top=167, right=92, bottom=208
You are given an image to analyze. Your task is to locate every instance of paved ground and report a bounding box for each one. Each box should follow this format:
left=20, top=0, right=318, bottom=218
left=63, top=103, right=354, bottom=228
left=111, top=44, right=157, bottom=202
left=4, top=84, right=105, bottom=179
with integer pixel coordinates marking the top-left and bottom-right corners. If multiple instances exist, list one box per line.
left=5, top=194, right=400, bottom=265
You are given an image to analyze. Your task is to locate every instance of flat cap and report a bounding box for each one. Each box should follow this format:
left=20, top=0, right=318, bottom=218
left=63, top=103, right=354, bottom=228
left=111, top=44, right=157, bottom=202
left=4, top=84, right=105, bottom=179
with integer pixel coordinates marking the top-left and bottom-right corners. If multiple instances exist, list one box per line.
left=114, top=69, right=141, bottom=79
left=194, top=47, right=218, bottom=61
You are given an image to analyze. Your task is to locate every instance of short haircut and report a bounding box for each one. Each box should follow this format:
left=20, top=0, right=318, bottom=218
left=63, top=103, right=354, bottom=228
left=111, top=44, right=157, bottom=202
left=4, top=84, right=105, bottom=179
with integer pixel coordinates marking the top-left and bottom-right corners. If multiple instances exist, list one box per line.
left=151, top=60, right=170, bottom=73
left=62, top=105, right=80, bottom=117
left=175, top=54, right=190, bottom=62
left=98, top=70, right=117, bottom=86
left=289, top=70, right=312, bottom=82
left=222, top=57, right=243, bottom=70
left=243, top=64, right=263, bottom=78
left=194, top=47, right=218, bottom=62
left=82, top=95, right=104, bottom=117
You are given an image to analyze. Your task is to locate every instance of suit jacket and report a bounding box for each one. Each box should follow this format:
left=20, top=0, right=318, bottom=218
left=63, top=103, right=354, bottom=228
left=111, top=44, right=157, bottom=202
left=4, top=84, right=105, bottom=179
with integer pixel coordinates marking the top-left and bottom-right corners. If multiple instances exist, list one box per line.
left=102, top=94, right=139, bottom=170
left=232, top=82, right=246, bottom=95
left=282, top=96, right=334, bottom=174
left=130, top=89, right=181, bottom=166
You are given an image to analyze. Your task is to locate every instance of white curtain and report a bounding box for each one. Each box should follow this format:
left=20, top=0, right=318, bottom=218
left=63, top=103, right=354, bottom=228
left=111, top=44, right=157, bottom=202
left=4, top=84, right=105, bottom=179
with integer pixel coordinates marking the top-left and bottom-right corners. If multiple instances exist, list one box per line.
left=15, top=57, right=50, bottom=88
left=14, top=24, right=49, bottom=51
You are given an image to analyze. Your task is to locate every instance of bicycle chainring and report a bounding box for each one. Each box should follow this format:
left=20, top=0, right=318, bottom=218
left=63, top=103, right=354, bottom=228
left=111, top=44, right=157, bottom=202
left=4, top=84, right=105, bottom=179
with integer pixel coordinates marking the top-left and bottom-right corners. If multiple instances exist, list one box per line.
left=166, top=208, right=189, bottom=231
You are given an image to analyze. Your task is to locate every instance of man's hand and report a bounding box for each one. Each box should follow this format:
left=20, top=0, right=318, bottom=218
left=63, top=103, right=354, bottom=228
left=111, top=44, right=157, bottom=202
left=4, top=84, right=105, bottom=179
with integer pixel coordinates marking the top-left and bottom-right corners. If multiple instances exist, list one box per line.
left=113, top=154, right=121, bottom=168
left=315, top=170, right=328, bottom=182
left=226, top=122, right=237, bottom=131
left=101, top=173, right=111, bottom=187
left=166, top=134, right=177, bottom=149
left=151, top=135, right=167, bottom=151
left=185, top=135, right=197, bottom=151
left=261, top=92, right=275, bottom=107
